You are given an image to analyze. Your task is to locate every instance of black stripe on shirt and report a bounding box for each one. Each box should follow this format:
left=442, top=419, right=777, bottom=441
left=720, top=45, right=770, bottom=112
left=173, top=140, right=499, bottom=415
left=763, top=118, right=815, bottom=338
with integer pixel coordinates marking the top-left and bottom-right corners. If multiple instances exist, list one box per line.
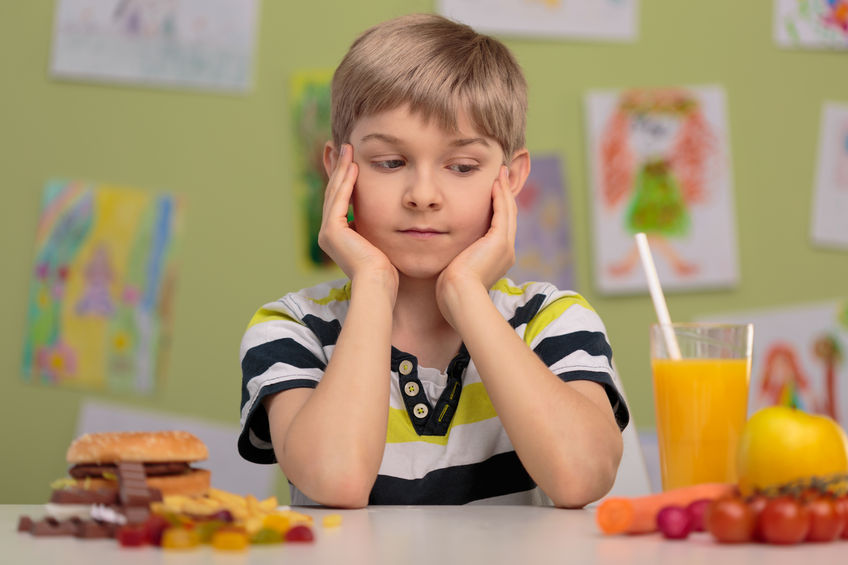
left=506, top=293, right=546, bottom=329
left=238, top=378, right=319, bottom=464
left=533, top=331, right=613, bottom=366
left=241, top=338, right=325, bottom=406
left=368, top=450, right=536, bottom=505
left=302, top=314, right=341, bottom=348
left=558, top=370, right=631, bottom=431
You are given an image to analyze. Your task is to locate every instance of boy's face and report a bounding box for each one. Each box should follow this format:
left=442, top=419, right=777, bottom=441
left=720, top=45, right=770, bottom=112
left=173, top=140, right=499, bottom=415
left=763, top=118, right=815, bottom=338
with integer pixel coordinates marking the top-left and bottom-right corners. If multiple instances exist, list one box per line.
left=345, top=105, right=507, bottom=280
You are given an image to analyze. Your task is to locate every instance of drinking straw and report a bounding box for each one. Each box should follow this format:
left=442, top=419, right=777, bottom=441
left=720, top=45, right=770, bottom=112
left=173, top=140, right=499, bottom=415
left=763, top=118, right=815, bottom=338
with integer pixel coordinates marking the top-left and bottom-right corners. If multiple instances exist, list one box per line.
left=634, top=233, right=681, bottom=360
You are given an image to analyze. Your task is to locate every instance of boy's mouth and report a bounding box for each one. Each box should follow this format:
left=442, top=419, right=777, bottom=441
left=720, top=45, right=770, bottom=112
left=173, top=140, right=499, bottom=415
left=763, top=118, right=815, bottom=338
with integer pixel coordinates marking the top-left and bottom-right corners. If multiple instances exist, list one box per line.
left=399, top=228, right=446, bottom=239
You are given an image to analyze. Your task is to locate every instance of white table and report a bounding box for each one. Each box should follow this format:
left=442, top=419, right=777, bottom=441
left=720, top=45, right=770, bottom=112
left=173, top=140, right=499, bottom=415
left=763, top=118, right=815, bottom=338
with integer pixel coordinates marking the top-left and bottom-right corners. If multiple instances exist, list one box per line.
left=4, top=504, right=843, bottom=564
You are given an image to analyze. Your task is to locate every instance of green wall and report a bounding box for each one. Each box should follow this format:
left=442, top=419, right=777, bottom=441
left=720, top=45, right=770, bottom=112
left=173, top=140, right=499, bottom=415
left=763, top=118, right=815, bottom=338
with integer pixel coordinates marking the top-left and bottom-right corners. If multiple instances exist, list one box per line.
left=2, top=1, right=846, bottom=503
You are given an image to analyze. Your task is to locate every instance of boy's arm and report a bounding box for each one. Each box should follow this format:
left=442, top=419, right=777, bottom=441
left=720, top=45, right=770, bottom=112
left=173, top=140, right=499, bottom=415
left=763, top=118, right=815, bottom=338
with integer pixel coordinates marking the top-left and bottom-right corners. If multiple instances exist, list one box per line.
left=264, top=144, right=397, bottom=508
left=436, top=164, right=623, bottom=508
left=440, top=285, right=623, bottom=508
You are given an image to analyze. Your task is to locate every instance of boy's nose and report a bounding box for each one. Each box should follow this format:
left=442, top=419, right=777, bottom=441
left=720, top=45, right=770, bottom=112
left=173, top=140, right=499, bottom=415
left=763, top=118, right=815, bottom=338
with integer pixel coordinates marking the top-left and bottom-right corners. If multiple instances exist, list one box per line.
left=402, top=173, right=442, bottom=210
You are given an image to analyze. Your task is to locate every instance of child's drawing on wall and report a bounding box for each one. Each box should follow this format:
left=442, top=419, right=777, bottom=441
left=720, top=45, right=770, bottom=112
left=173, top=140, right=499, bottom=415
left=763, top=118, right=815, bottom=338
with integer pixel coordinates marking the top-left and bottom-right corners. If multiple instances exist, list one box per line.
left=290, top=70, right=334, bottom=269
left=586, top=85, right=739, bottom=294
left=811, top=103, right=848, bottom=249
left=775, top=0, right=848, bottom=49
left=507, top=155, right=574, bottom=290
left=700, top=301, right=848, bottom=427
left=21, top=180, right=183, bottom=395
left=51, top=0, right=259, bottom=92
left=758, top=343, right=817, bottom=412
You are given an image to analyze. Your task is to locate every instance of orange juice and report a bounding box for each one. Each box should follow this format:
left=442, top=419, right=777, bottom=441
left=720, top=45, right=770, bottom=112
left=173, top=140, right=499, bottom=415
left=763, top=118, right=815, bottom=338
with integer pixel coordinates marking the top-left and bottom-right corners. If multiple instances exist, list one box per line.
left=652, top=358, right=750, bottom=490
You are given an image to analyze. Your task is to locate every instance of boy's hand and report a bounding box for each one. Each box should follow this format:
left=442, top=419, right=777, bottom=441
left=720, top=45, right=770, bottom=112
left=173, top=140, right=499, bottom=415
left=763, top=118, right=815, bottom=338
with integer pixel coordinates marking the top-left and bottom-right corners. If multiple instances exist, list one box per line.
left=318, top=144, right=398, bottom=296
left=436, top=166, right=516, bottom=326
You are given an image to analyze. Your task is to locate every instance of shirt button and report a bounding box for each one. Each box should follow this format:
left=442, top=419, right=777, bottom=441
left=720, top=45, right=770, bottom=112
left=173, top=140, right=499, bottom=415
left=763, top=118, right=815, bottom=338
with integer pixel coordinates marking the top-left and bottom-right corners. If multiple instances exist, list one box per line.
left=404, top=382, right=420, bottom=396
left=412, top=403, right=429, bottom=419
left=398, top=360, right=414, bottom=375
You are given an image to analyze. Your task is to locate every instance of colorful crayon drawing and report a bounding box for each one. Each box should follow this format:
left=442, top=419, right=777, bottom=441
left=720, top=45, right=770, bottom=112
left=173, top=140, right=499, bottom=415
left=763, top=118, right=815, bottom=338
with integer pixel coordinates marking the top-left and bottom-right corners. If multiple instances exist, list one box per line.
left=50, top=0, right=260, bottom=92
left=586, top=86, right=738, bottom=294
left=811, top=103, right=848, bottom=249
left=21, top=180, right=183, bottom=395
left=290, top=70, right=334, bottom=269
left=701, top=301, right=848, bottom=426
left=437, top=0, right=638, bottom=41
left=507, top=155, right=574, bottom=289
left=775, top=0, right=848, bottom=49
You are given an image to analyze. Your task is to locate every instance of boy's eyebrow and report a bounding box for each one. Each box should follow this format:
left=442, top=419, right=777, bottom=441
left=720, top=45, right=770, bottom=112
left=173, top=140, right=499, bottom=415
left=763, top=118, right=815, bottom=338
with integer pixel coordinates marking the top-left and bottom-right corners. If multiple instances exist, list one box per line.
left=451, top=137, right=490, bottom=148
left=359, top=133, right=401, bottom=144
left=358, top=133, right=490, bottom=147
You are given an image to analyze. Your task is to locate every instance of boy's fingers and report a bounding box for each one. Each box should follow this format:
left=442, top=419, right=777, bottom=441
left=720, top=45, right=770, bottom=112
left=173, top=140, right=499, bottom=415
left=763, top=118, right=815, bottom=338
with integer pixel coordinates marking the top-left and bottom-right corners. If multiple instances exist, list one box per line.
left=492, top=166, right=514, bottom=238
left=323, top=145, right=357, bottom=221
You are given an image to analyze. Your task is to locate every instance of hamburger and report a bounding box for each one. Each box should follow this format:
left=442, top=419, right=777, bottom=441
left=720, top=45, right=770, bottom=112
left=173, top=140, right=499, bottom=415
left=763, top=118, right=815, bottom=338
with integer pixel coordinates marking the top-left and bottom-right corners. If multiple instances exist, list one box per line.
left=64, top=431, right=210, bottom=497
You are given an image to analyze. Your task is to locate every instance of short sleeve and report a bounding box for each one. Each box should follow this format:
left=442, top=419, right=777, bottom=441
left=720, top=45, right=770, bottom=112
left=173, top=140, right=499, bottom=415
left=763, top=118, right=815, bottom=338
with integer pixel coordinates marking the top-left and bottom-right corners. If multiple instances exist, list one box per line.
left=523, top=293, right=630, bottom=431
left=238, top=302, right=333, bottom=463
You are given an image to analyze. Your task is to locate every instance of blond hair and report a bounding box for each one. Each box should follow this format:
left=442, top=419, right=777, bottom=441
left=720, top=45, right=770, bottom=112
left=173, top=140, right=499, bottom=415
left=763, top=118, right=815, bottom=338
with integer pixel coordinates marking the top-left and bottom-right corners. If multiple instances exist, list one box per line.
left=331, top=14, right=527, bottom=160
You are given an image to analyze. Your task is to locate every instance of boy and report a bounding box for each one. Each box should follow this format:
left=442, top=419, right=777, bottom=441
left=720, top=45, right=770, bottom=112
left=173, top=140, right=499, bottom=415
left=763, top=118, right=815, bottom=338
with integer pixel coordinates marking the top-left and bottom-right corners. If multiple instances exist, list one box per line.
left=239, top=14, right=629, bottom=508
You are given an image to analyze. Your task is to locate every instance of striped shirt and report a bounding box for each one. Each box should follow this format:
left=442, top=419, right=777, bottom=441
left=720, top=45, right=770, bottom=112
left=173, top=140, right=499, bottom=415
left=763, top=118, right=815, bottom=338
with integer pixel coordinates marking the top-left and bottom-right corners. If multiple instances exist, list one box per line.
left=239, top=278, right=629, bottom=505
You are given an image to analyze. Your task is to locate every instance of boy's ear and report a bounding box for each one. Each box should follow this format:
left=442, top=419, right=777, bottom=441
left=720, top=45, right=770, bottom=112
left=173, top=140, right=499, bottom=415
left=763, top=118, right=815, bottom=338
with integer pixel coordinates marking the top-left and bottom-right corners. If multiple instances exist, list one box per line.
left=505, top=149, right=531, bottom=196
left=322, top=141, right=339, bottom=178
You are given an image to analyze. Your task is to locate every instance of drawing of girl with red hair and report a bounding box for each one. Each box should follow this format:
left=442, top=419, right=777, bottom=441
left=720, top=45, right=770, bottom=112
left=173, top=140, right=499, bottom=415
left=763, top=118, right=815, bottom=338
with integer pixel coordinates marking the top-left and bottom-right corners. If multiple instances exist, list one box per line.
left=758, top=343, right=816, bottom=412
left=600, top=88, right=718, bottom=277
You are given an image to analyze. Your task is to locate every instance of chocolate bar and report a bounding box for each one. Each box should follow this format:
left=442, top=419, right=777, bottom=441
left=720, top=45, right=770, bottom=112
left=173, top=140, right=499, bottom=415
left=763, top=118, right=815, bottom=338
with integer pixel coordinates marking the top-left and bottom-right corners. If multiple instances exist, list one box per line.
left=17, top=515, right=33, bottom=533
left=30, top=517, right=77, bottom=537
left=117, top=461, right=151, bottom=507
left=50, top=486, right=119, bottom=505
left=73, top=519, right=115, bottom=539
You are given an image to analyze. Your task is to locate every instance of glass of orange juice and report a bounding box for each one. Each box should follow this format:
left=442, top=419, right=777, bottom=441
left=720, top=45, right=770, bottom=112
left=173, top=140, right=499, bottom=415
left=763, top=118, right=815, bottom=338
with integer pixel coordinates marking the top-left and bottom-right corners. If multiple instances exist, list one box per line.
left=651, top=323, right=753, bottom=491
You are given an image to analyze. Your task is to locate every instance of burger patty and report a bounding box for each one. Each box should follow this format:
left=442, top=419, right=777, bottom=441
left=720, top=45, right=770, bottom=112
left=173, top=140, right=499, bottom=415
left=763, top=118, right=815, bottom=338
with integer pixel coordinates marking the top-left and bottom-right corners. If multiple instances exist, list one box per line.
left=69, top=462, right=192, bottom=479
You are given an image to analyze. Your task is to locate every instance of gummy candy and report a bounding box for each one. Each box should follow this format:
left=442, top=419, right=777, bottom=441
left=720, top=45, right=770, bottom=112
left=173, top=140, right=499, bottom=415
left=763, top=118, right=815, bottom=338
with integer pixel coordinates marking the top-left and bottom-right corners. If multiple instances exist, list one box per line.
left=262, top=513, right=291, bottom=533
left=250, top=527, right=283, bottom=544
left=212, top=528, right=249, bottom=551
left=322, top=514, right=343, bottom=528
left=194, top=520, right=226, bottom=544
left=116, top=524, right=148, bottom=547
left=285, top=524, right=314, bottom=542
left=161, top=527, right=200, bottom=550
left=142, top=514, right=171, bottom=546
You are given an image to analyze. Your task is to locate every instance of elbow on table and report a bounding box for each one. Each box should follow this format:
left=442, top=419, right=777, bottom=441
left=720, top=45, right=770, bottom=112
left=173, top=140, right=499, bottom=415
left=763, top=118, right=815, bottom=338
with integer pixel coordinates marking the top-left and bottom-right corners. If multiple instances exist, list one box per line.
left=290, top=467, right=374, bottom=509
left=546, top=444, right=623, bottom=508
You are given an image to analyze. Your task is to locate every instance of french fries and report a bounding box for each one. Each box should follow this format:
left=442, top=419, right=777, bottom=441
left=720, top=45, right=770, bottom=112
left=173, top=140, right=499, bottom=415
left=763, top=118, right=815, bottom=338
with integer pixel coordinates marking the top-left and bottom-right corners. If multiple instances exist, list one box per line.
left=150, top=487, right=312, bottom=535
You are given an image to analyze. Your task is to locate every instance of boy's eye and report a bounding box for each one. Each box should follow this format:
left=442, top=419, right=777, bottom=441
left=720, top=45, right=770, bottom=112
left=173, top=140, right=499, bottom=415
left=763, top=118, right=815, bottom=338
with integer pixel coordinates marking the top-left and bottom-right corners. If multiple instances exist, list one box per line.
left=448, top=163, right=480, bottom=174
left=373, top=159, right=405, bottom=170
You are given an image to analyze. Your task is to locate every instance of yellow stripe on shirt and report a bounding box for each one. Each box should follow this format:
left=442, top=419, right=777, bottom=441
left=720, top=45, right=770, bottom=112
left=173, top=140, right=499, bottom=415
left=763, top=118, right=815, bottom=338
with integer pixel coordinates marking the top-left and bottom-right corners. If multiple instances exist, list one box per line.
left=386, top=382, right=498, bottom=445
left=490, top=278, right=529, bottom=295
left=523, top=294, right=594, bottom=346
left=246, top=307, right=300, bottom=330
left=309, top=282, right=351, bottom=305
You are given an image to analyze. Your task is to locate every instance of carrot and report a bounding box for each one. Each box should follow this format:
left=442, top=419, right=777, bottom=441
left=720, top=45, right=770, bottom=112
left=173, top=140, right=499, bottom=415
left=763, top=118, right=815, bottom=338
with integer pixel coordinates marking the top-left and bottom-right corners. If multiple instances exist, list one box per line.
left=595, top=482, right=736, bottom=535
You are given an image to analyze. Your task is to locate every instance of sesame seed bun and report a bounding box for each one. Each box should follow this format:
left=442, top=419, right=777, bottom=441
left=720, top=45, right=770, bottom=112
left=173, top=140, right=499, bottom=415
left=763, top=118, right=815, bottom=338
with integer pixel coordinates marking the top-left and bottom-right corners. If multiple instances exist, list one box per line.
left=66, top=431, right=209, bottom=464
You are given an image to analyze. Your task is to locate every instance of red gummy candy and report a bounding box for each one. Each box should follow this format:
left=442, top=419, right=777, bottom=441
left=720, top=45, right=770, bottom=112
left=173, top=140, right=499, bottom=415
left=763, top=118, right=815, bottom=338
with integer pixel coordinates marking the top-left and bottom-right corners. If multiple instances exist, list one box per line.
left=143, top=514, right=171, bottom=546
left=285, top=524, right=314, bottom=542
left=117, top=524, right=148, bottom=547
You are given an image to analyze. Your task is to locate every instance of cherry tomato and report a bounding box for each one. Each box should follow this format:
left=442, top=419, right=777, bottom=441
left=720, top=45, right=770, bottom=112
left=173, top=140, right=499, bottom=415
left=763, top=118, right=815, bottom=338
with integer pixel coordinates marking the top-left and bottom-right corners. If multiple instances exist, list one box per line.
left=804, top=495, right=844, bottom=542
left=704, top=497, right=755, bottom=544
left=835, top=495, right=848, bottom=539
left=745, top=493, right=769, bottom=541
left=758, top=496, right=810, bottom=545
